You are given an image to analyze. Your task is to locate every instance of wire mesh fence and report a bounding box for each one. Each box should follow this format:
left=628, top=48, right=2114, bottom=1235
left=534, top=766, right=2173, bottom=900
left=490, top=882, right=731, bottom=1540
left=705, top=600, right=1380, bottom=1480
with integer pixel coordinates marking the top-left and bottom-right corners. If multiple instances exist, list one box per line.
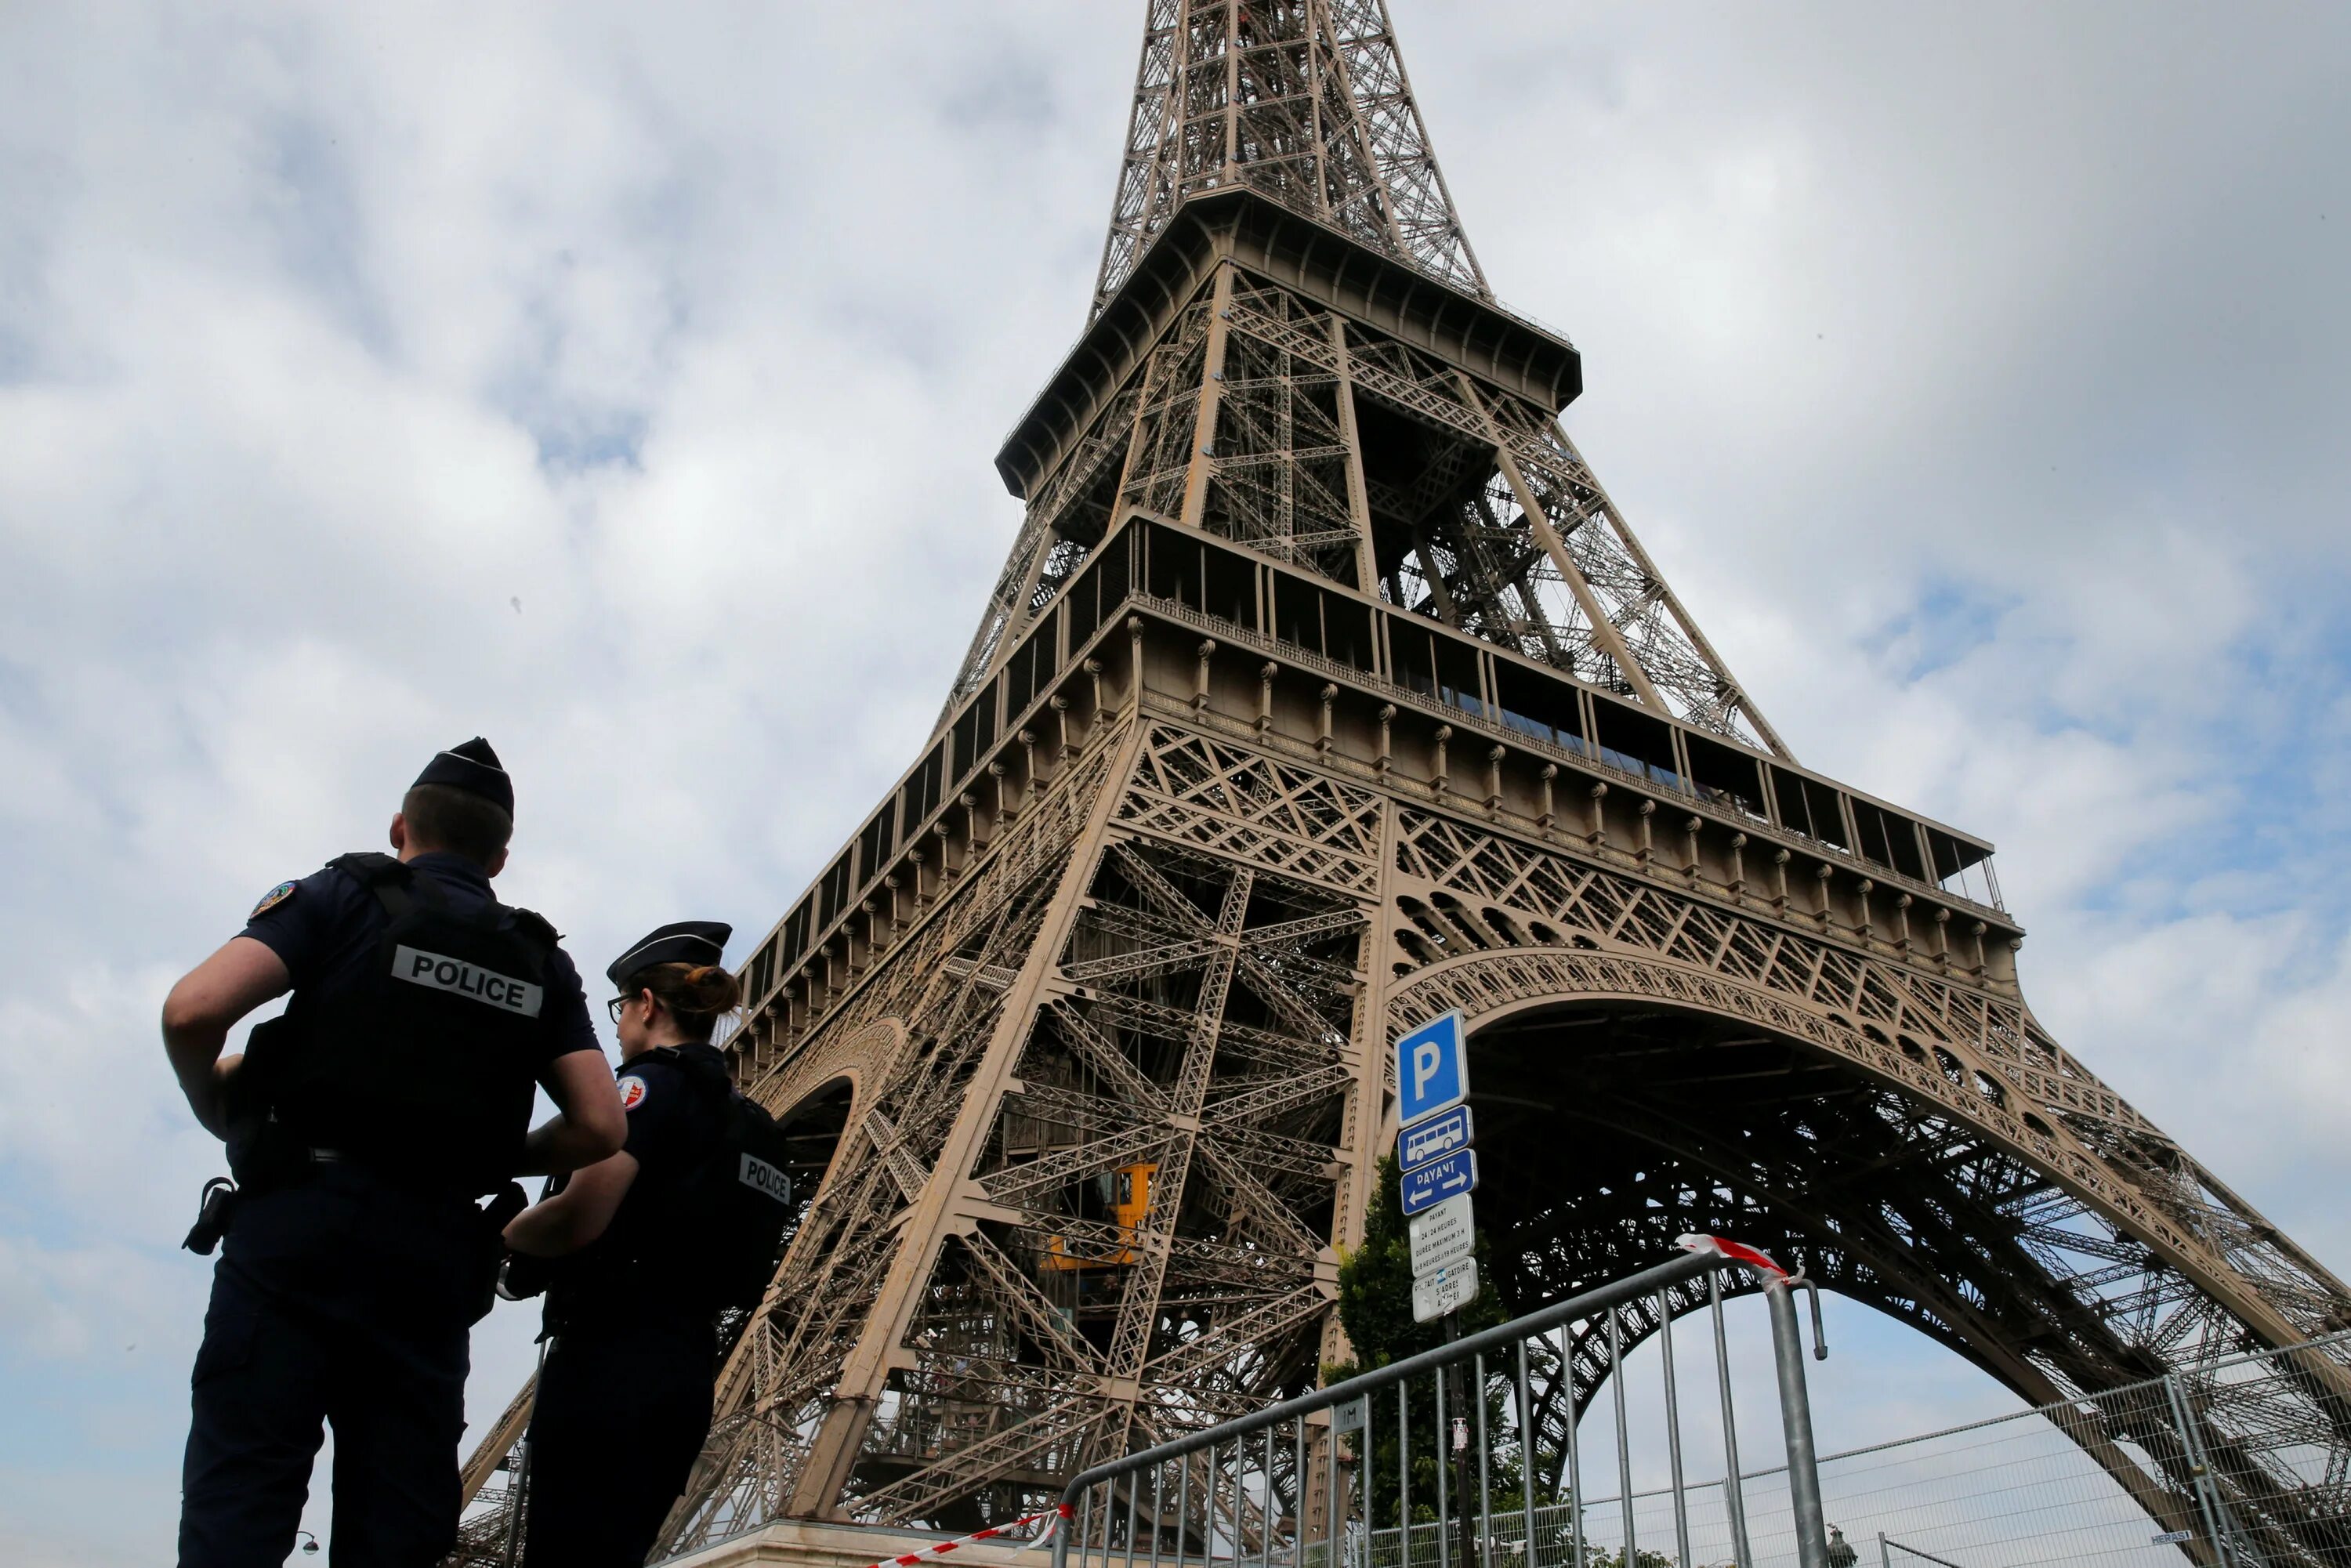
left=1791, top=1330, right=2351, bottom=1568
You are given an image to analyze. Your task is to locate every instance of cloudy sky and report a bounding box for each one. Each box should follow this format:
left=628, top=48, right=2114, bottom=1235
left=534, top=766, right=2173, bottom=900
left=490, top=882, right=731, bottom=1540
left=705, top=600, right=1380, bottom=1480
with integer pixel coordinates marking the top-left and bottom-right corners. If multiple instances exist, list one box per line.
left=3, top=2, right=2348, bottom=1561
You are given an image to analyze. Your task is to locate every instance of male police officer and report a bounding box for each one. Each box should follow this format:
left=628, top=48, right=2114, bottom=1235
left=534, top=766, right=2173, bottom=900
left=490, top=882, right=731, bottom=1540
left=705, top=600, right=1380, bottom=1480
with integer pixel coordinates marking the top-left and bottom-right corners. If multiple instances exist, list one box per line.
left=162, top=737, right=627, bottom=1567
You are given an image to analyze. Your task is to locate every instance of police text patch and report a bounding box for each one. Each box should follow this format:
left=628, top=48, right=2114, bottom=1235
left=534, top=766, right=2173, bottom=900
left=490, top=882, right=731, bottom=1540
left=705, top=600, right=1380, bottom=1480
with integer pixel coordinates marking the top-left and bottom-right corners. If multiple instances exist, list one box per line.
left=250, top=881, right=298, bottom=919
left=390, top=945, right=544, bottom=1017
left=739, top=1152, right=792, bottom=1206
left=618, top=1076, right=648, bottom=1111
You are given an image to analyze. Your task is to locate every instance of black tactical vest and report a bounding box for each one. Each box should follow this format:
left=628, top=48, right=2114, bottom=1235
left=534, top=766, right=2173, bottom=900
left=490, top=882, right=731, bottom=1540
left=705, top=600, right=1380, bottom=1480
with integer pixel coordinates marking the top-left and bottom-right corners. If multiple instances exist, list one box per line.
left=701, top=1085, right=800, bottom=1317
left=246, top=852, right=557, bottom=1197
left=545, top=1048, right=799, bottom=1331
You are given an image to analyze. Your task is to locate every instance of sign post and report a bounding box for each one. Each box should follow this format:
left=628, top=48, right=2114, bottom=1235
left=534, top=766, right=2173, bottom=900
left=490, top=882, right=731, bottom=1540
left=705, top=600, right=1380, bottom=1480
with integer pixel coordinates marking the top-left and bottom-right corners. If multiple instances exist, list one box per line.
left=1396, top=1012, right=1480, bottom=1324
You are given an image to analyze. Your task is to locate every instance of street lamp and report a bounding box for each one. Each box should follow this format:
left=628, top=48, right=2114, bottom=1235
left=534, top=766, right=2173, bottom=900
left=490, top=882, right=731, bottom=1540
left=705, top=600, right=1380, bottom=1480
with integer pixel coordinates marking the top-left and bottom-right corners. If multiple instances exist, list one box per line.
left=293, top=1530, right=321, bottom=1556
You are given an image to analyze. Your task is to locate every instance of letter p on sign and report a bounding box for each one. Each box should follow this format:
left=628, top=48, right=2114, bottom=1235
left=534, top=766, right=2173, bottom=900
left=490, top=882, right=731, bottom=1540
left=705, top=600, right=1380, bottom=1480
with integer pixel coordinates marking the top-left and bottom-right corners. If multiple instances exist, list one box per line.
left=1395, top=1012, right=1468, bottom=1127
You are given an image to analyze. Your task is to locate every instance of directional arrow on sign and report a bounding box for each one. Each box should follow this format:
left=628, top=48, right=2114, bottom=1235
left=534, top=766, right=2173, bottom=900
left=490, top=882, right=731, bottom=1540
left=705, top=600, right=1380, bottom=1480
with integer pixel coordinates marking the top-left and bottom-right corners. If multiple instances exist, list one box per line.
left=1400, top=1149, right=1478, bottom=1215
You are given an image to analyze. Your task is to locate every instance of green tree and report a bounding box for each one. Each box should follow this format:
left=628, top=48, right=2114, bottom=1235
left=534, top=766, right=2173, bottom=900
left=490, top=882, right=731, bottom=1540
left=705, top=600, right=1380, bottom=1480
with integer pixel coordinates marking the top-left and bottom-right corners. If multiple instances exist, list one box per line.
left=1330, top=1156, right=1528, bottom=1531
left=1333, top=1154, right=1512, bottom=1364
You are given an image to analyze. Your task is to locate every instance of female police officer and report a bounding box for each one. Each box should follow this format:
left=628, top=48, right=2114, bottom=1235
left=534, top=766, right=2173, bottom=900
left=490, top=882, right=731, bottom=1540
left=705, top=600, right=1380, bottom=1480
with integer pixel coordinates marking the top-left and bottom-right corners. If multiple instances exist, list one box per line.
left=501, top=920, right=752, bottom=1567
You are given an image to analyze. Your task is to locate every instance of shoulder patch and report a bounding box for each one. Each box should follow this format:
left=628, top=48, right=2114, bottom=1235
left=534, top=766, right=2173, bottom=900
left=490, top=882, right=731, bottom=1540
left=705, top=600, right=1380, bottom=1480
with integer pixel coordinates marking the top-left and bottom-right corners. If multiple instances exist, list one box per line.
left=618, top=1075, right=650, bottom=1112
left=250, top=881, right=299, bottom=919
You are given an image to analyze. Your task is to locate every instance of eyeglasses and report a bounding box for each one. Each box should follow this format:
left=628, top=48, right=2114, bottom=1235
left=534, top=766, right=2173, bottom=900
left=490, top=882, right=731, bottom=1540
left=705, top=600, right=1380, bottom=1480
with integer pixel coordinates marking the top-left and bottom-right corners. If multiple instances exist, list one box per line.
left=607, top=994, right=636, bottom=1026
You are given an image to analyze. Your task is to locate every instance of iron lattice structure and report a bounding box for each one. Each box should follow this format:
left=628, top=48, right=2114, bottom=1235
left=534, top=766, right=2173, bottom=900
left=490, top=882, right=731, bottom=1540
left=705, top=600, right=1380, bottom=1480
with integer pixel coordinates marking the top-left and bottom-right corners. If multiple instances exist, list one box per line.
left=452, top=4, right=2351, bottom=1563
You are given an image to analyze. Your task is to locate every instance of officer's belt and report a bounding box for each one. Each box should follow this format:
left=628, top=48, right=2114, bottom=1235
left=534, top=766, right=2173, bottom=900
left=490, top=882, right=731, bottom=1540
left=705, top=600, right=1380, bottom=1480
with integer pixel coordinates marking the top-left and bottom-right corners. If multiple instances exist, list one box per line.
left=243, top=1143, right=481, bottom=1202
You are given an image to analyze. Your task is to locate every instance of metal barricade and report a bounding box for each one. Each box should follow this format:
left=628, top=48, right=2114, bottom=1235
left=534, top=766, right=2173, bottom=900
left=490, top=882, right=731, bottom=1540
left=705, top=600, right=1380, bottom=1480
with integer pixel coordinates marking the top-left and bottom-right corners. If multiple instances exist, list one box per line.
left=1052, top=1242, right=1835, bottom=1568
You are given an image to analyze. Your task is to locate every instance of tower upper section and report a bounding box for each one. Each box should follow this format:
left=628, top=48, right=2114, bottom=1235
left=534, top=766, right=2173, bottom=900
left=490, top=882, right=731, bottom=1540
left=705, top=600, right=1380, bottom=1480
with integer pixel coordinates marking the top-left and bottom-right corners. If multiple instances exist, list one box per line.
left=1094, top=0, right=1487, bottom=315
left=947, top=0, right=1789, bottom=762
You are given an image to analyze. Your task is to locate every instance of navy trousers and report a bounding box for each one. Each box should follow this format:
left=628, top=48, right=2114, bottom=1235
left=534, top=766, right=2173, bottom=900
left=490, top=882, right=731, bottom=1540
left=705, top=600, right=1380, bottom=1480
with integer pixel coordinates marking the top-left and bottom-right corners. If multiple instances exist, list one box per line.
left=179, top=1165, right=484, bottom=1567
left=522, top=1314, right=715, bottom=1568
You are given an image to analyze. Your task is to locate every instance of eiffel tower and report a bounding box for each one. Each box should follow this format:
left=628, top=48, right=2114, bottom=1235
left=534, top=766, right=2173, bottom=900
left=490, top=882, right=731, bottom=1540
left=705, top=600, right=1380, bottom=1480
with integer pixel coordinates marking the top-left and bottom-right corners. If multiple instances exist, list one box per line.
left=455, top=3, right=2351, bottom=1562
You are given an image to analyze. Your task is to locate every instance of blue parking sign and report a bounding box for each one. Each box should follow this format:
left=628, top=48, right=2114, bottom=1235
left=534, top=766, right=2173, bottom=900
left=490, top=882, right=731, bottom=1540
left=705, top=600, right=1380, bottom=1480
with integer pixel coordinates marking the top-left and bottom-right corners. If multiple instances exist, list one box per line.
left=1396, top=1012, right=1469, bottom=1128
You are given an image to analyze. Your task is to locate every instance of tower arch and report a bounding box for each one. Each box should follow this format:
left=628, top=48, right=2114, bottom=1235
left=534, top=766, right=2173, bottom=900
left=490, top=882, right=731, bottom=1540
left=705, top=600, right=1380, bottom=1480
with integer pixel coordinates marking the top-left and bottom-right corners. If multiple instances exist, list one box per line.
left=1381, top=945, right=2351, bottom=1566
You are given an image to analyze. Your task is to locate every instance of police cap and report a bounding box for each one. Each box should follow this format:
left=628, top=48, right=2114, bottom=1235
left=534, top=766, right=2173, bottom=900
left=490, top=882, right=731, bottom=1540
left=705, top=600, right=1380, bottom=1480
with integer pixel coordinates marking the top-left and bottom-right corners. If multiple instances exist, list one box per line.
left=607, top=921, right=733, bottom=987
left=413, top=737, right=514, bottom=816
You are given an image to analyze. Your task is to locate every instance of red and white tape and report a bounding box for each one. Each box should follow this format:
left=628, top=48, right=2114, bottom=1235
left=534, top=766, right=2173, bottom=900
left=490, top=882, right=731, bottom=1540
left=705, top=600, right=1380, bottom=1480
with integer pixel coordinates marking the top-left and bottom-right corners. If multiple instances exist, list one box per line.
left=1677, top=1233, right=1793, bottom=1285
left=864, top=1502, right=1073, bottom=1568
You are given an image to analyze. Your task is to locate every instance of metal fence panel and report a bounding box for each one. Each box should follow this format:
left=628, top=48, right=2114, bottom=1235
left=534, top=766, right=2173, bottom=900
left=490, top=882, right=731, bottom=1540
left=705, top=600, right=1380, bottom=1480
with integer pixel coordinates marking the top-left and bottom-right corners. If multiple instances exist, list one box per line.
left=1051, top=1265, right=2351, bottom=1568
left=1054, top=1246, right=1836, bottom=1568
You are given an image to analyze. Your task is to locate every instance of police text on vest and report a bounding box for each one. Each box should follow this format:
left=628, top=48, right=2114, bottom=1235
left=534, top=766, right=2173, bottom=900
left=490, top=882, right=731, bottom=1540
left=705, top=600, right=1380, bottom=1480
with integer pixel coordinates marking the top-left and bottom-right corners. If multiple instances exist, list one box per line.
left=392, top=946, right=545, bottom=1017
left=738, top=1153, right=792, bottom=1206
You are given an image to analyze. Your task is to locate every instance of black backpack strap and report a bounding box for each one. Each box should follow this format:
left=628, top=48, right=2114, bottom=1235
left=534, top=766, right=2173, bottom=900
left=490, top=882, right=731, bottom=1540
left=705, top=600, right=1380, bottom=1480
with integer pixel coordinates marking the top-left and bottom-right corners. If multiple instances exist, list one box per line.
left=326, top=850, right=400, bottom=882
left=681, top=1051, right=736, bottom=1099
left=326, top=851, right=419, bottom=921
left=636, top=1043, right=730, bottom=1087
left=506, top=907, right=560, bottom=961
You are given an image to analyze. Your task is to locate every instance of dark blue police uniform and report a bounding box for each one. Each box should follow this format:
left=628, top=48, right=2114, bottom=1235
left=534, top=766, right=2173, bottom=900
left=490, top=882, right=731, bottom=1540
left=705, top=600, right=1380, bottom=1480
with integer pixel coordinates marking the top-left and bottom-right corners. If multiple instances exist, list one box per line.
left=523, top=1039, right=732, bottom=1568
left=179, top=843, right=600, bottom=1566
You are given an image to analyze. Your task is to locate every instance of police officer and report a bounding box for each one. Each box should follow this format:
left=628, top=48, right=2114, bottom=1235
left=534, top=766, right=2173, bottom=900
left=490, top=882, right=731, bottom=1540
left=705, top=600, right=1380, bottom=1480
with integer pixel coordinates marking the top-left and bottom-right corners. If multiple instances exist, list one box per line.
left=162, top=737, right=628, bottom=1567
left=502, top=921, right=751, bottom=1568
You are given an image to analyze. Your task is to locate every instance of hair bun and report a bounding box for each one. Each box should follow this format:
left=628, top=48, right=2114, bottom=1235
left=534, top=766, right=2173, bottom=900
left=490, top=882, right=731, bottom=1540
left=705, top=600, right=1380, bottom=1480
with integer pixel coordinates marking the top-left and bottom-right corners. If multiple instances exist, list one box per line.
left=622, top=959, right=744, bottom=1042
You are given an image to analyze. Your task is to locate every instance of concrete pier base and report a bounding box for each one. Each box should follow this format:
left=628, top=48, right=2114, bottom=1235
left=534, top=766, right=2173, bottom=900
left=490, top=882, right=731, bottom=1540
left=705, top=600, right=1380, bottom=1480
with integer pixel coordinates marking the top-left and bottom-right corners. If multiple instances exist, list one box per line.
left=663, top=1518, right=1053, bottom=1568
